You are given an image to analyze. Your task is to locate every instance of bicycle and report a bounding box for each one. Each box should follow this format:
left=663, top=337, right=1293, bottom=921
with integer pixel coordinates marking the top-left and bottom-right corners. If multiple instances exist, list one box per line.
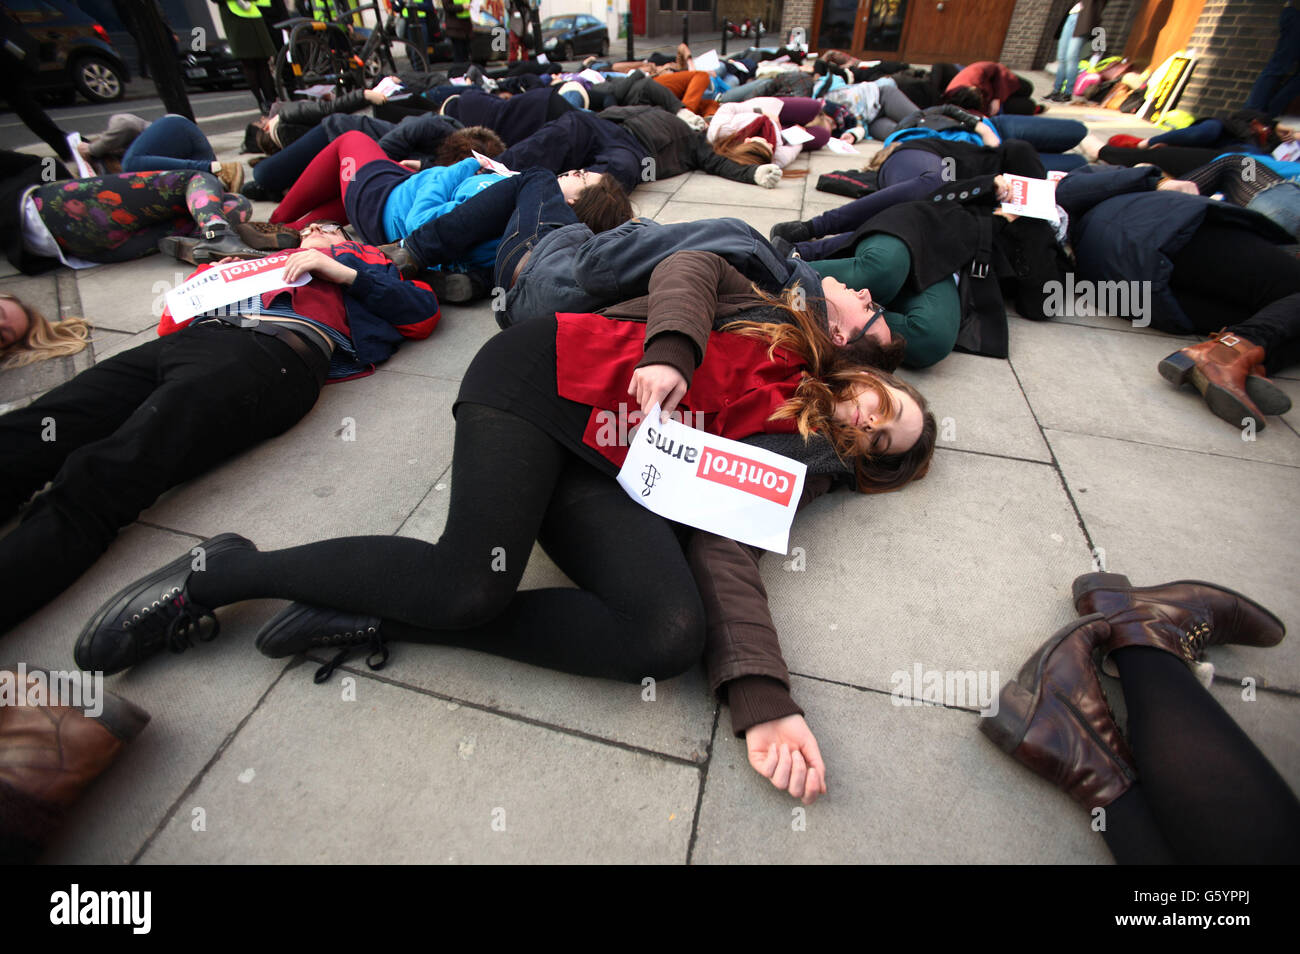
left=341, top=2, right=429, bottom=83
left=272, top=2, right=427, bottom=102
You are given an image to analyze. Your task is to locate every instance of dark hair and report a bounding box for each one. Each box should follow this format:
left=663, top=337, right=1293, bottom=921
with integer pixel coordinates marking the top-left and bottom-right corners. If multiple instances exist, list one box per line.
left=840, top=328, right=908, bottom=372
left=435, top=126, right=506, bottom=165
left=942, top=84, right=987, bottom=113
left=570, top=174, right=634, bottom=233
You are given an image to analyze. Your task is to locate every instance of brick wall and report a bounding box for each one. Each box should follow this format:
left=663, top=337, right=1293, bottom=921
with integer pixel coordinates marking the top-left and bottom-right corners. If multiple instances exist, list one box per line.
left=1178, top=0, right=1287, bottom=116
left=1003, top=0, right=1138, bottom=70
left=780, top=0, right=813, bottom=37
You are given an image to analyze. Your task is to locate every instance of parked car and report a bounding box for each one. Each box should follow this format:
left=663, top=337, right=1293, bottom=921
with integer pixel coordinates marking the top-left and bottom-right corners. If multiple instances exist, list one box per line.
left=182, top=38, right=246, bottom=91
left=540, top=13, right=607, bottom=61
left=5, top=0, right=129, bottom=104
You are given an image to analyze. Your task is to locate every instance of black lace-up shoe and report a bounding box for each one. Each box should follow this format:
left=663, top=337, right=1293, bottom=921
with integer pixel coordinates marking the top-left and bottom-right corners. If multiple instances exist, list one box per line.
left=74, top=534, right=255, bottom=675
left=255, top=603, right=388, bottom=683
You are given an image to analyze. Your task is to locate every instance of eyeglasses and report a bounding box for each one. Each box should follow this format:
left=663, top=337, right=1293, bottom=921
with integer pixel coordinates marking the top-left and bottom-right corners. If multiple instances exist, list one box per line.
left=845, top=301, right=886, bottom=345
left=302, top=223, right=343, bottom=235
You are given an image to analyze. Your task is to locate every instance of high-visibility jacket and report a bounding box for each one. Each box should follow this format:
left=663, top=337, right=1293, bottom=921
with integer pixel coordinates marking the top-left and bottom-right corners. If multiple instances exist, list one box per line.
left=394, top=0, right=436, bottom=19
left=305, top=0, right=345, bottom=21
left=227, top=0, right=271, bottom=18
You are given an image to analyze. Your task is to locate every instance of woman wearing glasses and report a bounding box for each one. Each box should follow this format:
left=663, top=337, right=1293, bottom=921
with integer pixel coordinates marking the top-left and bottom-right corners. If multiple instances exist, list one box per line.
left=74, top=251, right=937, bottom=816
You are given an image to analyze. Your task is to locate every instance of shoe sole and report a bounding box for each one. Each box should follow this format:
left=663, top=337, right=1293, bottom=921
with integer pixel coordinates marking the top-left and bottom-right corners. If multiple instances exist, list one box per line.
left=430, top=272, right=479, bottom=303
left=1245, top=374, right=1294, bottom=415
left=157, top=235, right=198, bottom=265
left=254, top=602, right=321, bottom=658
left=74, top=533, right=254, bottom=675
left=1071, top=571, right=1287, bottom=636
left=235, top=223, right=300, bottom=251
left=1158, top=350, right=1266, bottom=430
left=191, top=244, right=264, bottom=265
left=978, top=614, right=1107, bottom=754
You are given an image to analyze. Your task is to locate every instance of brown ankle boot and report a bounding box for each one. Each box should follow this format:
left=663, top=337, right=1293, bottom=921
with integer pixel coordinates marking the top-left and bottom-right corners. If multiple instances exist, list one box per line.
left=0, top=669, right=150, bottom=862
left=1072, top=572, right=1286, bottom=675
left=215, top=160, right=245, bottom=194
left=981, top=616, right=1136, bottom=809
left=1157, top=330, right=1275, bottom=429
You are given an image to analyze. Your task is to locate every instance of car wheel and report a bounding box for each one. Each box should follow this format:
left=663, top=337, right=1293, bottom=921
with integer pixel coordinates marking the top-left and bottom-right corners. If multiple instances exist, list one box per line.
left=73, top=56, right=126, bottom=103
left=600, top=37, right=608, bottom=57
left=562, top=42, right=573, bottom=61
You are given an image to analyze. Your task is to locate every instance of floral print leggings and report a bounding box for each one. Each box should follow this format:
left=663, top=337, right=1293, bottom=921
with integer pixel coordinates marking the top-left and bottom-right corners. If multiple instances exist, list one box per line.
left=32, top=170, right=252, bottom=264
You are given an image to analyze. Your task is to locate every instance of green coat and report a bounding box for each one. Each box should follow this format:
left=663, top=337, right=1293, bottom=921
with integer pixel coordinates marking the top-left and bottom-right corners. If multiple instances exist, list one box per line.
left=213, top=1, right=277, bottom=59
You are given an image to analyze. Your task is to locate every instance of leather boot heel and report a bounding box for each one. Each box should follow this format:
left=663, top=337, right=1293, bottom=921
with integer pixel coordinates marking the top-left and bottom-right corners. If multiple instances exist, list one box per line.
left=1071, top=572, right=1132, bottom=605
left=981, top=679, right=1034, bottom=753
left=1158, top=350, right=1195, bottom=387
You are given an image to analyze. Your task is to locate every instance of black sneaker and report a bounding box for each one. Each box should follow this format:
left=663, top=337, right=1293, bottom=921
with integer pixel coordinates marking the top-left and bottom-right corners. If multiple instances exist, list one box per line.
left=74, top=533, right=255, bottom=675
left=255, top=603, right=388, bottom=684
left=770, top=219, right=812, bottom=244
left=240, top=179, right=281, bottom=203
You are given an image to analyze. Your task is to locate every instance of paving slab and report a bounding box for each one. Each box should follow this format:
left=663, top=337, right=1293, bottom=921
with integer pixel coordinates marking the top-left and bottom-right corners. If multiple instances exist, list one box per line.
left=377, top=300, right=500, bottom=382
left=91, top=324, right=159, bottom=362
left=1010, top=317, right=1300, bottom=466
left=0, top=522, right=289, bottom=864
left=632, top=172, right=685, bottom=195
left=141, top=369, right=457, bottom=548
left=762, top=447, right=1090, bottom=694
left=1045, top=428, right=1300, bottom=690
left=322, top=470, right=721, bottom=762
left=667, top=172, right=805, bottom=209
left=632, top=191, right=670, bottom=220
left=138, top=670, right=701, bottom=863
left=692, top=675, right=1113, bottom=864
left=654, top=200, right=797, bottom=237
left=906, top=349, right=1052, bottom=462
left=75, top=257, right=190, bottom=334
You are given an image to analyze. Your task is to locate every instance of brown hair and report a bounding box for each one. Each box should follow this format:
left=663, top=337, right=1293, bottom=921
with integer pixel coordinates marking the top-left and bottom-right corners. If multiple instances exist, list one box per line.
left=712, top=129, right=809, bottom=178
left=942, top=84, right=988, bottom=114
left=724, top=286, right=936, bottom=493
left=0, top=293, right=92, bottom=369
left=867, top=142, right=901, bottom=172
left=570, top=174, right=634, bottom=233
left=435, top=126, right=506, bottom=166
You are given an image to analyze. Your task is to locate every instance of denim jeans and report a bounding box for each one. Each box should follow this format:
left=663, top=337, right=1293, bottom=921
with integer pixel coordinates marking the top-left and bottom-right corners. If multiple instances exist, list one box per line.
left=718, top=77, right=775, bottom=103
left=253, top=115, right=397, bottom=193
left=1246, top=6, right=1300, bottom=115
left=990, top=115, right=1086, bottom=153
left=1053, top=13, right=1084, bottom=96
left=1247, top=181, right=1300, bottom=239
left=122, top=115, right=216, bottom=173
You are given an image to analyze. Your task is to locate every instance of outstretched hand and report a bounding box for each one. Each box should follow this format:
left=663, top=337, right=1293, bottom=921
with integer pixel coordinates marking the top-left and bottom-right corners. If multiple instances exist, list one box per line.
left=746, top=714, right=827, bottom=805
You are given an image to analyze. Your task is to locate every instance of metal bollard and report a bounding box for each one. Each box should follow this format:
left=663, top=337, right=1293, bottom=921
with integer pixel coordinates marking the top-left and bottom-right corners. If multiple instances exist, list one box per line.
left=625, top=11, right=633, bottom=61
left=682, top=14, right=689, bottom=47
left=721, top=20, right=728, bottom=56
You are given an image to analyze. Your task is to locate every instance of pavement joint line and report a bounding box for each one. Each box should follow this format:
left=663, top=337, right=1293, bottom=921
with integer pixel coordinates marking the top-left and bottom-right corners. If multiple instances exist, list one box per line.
left=129, top=657, right=297, bottom=864
left=1037, top=425, right=1300, bottom=469
left=291, top=656, right=712, bottom=768
left=131, top=520, right=207, bottom=542
left=786, top=668, right=989, bottom=715
left=395, top=459, right=454, bottom=531
left=1208, top=673, right=1300, bottom=700
left=375, top=365, right=471, bottom=384
left=1006, top=359, right=1099, bottom=559
left=931, top=443, right=1056, bottom=467
left=1041, top=317, right=1198, bottom=340
left=685, top=703, right=720, bottom=865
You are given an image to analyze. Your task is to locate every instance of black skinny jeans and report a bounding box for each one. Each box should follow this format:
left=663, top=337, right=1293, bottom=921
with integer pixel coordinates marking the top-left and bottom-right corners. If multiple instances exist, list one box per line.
left=190, top=402, right=706, bottom=682
left=1169, top=223, right=1300, bottom=373
left=0, top=324, right=325, bottom=633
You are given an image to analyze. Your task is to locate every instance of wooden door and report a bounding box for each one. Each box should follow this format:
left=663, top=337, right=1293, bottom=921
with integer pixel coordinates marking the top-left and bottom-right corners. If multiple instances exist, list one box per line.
left=900, top=0, right=1017, bottom=63
left=1125, top=0, right=1205, bottom=70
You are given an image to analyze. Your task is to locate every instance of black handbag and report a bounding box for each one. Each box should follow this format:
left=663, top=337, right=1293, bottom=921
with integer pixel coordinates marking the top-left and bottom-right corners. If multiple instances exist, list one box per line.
left=816, top=168, right=877, bottom=199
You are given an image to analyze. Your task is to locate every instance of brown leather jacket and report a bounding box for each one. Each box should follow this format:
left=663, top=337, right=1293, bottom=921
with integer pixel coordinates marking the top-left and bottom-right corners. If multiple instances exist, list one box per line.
left=600, top=249, right=842, bottom=736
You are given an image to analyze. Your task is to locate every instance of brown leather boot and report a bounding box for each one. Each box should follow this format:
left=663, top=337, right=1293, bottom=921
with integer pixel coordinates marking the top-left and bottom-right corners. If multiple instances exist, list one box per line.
left=1072, top=572, right=1286, bottom=675
left=0, top=668, right=150, bottom=862
left=981, top=615, right=1136, bottom=810
left=1158, top=330, right=1275, bottom=429
left=377, top=242, right=421, bottom=279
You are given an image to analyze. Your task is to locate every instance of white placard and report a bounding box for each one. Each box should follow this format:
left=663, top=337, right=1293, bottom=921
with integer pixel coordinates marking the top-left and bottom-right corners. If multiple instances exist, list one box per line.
left=65, top=133, right=95, bottom=179
left=1046, top=170, right=1068, bottom=182
left=578, top=68, right=606, bottom=85
left=1000, top=173, right=1060, bottom=223
left=691, top=49, right=721, bottom=73
left=616, top=404, right=807, bottom=554
left=824, top=135, right=859, bottom=155
left=164, top=253, right=311, bottom=323
left=373, top=76, right=405, bottom=98
left=472, top=150, right=519, bottom=176
left=1274, top=140, right=1300, bottom=162
left=781, top=124, right=815, bottom=145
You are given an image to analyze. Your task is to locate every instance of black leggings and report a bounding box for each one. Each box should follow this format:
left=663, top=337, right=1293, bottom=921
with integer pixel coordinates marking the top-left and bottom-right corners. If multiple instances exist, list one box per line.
left=1169, top=223, right=1300, bottom=373
left=1101, top=647, right=1300, bottom=864
left=1098, top=144, right=1221, bottom=178
left=189, top=403, right=705, bottom=681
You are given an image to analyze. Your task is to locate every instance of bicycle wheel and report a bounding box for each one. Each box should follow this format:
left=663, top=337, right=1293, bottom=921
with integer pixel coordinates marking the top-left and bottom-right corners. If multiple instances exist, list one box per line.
left=282, top=22, right=362, bottom=96
left=389, top=37, right=427, bottom=74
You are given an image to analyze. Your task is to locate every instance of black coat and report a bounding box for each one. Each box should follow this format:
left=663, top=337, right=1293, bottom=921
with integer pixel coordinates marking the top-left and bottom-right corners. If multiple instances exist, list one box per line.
left=0, top=150, right=70, bottom=276
left=1057, top=164, right=1293, bottom=334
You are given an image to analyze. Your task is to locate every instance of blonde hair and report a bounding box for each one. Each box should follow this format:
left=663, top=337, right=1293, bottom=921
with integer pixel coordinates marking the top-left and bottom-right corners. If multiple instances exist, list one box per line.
left=1, top=293, right=92, bottom=369
left=866, top=142, right=901, bottom=171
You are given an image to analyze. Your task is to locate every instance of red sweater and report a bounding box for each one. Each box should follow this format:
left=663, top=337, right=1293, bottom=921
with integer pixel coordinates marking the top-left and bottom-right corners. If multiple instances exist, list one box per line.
left=555, top=312, right=802, bottom=467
